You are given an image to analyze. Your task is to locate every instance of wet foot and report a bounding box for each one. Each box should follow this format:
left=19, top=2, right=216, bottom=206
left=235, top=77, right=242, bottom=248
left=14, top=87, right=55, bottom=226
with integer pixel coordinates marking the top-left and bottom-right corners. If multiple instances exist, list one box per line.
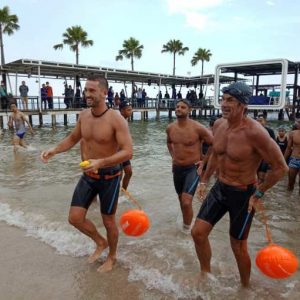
left=87, top=241, right=108, bottom=264
left=97, top=256, right=116, bottom=273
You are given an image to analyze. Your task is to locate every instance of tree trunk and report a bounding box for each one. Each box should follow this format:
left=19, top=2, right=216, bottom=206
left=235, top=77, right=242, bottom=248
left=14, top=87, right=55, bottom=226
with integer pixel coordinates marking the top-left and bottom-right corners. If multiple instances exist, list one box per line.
left=200, top=60, right=204, bottom=94
left=173, top=52, right=176, bottom=76
left=0, top=24, right=4, bottom=66
left=131, top=55, right=135, bottom=99
left=0, top=25, right=7, bottom=84
left=76, top=45, right=79, bottom=65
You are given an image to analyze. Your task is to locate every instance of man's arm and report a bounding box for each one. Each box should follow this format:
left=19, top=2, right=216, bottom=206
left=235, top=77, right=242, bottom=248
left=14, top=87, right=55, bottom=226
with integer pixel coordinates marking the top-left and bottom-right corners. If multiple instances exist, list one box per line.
left=41, top=117, right=82, bottom=162
left=21, top=113, right=34, bottom=133
left=284, top=131, right=293, bottom=160
left=166, top=125, right=174, bottom=159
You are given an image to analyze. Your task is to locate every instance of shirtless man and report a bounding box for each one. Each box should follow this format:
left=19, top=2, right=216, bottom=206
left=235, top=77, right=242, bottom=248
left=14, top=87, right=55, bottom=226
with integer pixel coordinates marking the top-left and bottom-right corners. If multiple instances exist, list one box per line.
left=166, top=99, right=213, bottom=232
left=284, top=118, right=300, bottom=192
left=41, top=75, right=133, bottom=272
left=8, top=103, right=34, bottom=152
left=192, top=82, right=288, bottom=287
left=119, top=101, right=133, bottom=190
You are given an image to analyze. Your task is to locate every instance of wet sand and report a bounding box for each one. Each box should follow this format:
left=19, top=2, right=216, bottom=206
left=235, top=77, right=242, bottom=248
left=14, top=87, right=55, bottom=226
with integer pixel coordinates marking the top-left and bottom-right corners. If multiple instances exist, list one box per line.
left=0, top=222, right=150, bottom=300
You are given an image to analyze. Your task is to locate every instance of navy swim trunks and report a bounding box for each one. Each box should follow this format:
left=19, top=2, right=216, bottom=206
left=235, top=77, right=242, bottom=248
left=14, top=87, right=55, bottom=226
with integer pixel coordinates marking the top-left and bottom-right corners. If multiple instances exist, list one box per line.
left=197, top=180, right=256, bottom=240
left=172, top=164, right=200, bottom=196
left=71, top=165, right=121, bottom=215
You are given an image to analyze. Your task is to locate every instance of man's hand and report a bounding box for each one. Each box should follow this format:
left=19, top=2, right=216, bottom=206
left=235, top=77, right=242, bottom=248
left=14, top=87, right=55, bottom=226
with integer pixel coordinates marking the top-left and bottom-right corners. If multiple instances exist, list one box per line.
left=40, top=148, right=56, bottom=163
left=81, top=158, right=105, bottom=173
left=197, top=183, right=207, bottom=201
left=248, top=195, right=261, bottom=212
left=195, top=160, right=203, bottom=176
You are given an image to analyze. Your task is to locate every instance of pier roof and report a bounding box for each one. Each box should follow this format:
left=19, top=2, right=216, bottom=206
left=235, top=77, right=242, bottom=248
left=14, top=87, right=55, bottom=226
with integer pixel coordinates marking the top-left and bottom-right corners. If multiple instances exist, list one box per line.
left=220, top=60, right=299, bottom=76
left=1, top=58, right=233, bottom=86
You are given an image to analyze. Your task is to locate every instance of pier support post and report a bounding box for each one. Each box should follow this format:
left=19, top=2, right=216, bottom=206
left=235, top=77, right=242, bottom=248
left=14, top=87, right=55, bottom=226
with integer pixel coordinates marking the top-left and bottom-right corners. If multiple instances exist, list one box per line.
left=39, top=113, right=43, bottom=127
left=0, top=116, right=3, bottom=129
left=64, top=114, right=68, bottom=125
left=51, top=115, right=56, bottom=128
left=29, top=115, right=33, bottom=126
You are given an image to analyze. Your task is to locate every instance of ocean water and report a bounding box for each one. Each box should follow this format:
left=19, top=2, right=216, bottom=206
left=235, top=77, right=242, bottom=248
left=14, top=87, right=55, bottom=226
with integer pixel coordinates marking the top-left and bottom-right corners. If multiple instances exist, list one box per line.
left=0, top=113, right=299, bottom=299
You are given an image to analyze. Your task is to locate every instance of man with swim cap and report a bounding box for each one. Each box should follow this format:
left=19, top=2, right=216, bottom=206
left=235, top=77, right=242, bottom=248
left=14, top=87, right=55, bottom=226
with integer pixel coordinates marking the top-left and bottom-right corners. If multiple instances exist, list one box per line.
left=41, top=75, right=133, bottom=272
left=192, top=81, right=288, bottom=287
left=8, top=102, right=34, bottom=152
left=119, top=101, right=133, bottom=190
left=166, top=99, right=213, bottom=233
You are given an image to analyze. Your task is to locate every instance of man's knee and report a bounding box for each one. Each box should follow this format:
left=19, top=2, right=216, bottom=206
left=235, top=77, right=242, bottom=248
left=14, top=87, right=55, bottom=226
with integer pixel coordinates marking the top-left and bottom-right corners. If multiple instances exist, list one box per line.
left=180, top=193, right=192, bottom=208
left=192, top=223, right=206, bottom=242
left=68, top=210, right=85, bottom=226
left=102, top=215, right=117, bottom=230
left=230, top=238, right=248, bottom=257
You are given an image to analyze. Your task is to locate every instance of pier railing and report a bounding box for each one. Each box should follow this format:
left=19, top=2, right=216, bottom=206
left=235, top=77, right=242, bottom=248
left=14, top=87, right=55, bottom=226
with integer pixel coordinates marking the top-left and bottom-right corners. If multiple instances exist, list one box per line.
left=0, top=96, right=215, bottom=113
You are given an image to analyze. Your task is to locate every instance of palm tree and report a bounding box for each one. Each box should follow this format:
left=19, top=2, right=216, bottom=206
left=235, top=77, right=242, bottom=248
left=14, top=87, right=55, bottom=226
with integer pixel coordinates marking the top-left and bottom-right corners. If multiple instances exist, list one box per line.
left=115, top=37, right=144, bottom=71
left=191, top=48, right=212, bottom=77
left=161, top=39, right=189, bottom=76
left=115, top=37, right=144, bottom=98
left=0, top=6, right=20, bottom=82
left=53, top=25, right=93, bottom=65
left=191, top=48, right=212, bottom=96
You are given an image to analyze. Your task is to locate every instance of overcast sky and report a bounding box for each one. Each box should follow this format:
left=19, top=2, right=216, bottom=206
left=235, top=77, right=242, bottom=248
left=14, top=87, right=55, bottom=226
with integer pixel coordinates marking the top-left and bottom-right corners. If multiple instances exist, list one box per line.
left=2, top=0, right=299, bottom=95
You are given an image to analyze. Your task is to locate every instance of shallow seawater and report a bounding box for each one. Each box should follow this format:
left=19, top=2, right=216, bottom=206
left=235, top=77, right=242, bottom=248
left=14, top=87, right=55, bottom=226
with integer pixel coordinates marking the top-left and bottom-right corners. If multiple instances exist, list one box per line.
left=0, top=113, right=299, bottom=299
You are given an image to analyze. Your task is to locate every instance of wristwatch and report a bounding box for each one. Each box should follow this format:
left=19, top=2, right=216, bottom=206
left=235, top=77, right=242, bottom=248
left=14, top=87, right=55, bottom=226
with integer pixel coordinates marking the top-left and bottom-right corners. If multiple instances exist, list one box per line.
left=254, top=189, right=264, bottom=198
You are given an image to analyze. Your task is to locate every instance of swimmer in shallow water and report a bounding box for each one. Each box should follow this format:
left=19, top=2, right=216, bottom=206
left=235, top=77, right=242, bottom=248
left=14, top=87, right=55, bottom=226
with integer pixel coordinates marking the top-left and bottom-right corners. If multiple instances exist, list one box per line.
left=8, top=103, right=34, bottom=152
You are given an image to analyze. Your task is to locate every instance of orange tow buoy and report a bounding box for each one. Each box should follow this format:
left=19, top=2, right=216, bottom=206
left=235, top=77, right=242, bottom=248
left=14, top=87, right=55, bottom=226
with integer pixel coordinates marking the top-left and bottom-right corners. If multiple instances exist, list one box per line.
left=119, top=209, right=150, bottom=237
left=256, top=244, right=298, bottom=279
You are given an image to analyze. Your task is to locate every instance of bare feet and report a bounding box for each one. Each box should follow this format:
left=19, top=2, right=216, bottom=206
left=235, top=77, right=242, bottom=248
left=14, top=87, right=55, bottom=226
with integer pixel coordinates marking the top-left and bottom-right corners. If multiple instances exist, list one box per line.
left=97, top=256, right=116, bottom=273
left=87, top=241, right=108, bottom=264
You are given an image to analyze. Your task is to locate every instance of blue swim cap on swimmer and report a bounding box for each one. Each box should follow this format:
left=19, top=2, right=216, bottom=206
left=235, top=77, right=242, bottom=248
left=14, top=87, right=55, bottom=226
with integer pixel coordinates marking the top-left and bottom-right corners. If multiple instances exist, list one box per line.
left=222, top=82, right=252, bottom=104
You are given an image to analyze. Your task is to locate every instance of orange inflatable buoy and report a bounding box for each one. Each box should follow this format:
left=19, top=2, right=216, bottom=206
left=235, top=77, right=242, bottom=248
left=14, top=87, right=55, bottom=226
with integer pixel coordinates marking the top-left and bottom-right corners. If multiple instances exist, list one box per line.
left=256, top=244, right=299, bottom=279
left=119, top=209, right=150, bottom=237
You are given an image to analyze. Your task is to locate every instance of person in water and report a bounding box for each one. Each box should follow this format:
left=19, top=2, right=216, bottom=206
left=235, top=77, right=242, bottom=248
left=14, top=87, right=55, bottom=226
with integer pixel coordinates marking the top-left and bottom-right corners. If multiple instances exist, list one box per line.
left=41, top=75, right=133, bottom=272
left=284, top=118, right=300, bottom=193
left=8, top=102, right=34, bottom=152
left=166, top=99, right=213, bottom=233
left=119, top=101, right=133, bottom=191
left=192, top=82, right=288, bottom=287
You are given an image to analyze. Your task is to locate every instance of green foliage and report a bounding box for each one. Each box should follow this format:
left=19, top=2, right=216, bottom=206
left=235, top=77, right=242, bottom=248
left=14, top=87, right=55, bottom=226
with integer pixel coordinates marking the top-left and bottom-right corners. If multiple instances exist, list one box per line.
left=53, top=25, right=93, bottom=64
left=115, top=37, right=144, bottom=71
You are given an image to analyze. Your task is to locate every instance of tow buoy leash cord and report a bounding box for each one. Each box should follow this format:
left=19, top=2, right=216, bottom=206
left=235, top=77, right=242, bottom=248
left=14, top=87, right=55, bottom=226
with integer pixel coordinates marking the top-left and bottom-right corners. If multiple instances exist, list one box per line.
left=121, top=187, right=143, bottom=210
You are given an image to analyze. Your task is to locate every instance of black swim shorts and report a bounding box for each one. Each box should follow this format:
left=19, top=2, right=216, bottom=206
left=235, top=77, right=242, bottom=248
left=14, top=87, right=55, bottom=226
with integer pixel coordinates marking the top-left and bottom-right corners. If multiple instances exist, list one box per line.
left=197, top=180, right=256, bottom=240
left=172, top=164, right=199, bottom=196
left=71, top=165, right=121, bottom=215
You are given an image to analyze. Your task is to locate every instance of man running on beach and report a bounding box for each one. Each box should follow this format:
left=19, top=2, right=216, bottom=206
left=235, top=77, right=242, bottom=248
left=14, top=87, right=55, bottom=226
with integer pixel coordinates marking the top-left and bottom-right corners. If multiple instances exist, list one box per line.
left=284, top=118, right=300, bottom=193
left=192, top=82, right=288, bottom=287
left=166, top=99, right=213, bottom=233
left=41, top=75, right=133, bottom=272
left=119, top=100, right=133, bottom=190
left=8, top=103, right=34, bottom=152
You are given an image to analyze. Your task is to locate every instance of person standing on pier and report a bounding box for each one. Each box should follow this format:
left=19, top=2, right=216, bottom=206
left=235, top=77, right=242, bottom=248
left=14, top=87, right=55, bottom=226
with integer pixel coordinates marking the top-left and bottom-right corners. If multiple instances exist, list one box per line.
left=46, top=82, right=53, bottom=109
left=166, top=99, right=213, bottom=233
left=41, top=75, right=133, bottom=272
left=19, top=81, right=29, bottom=110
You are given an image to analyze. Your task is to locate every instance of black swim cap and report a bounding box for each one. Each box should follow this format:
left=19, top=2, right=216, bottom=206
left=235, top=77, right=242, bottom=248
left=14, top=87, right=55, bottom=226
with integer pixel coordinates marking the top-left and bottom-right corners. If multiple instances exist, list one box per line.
left=119, top=101, right=132, bottom=110
left=222, top=82, right=252, bottom=104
